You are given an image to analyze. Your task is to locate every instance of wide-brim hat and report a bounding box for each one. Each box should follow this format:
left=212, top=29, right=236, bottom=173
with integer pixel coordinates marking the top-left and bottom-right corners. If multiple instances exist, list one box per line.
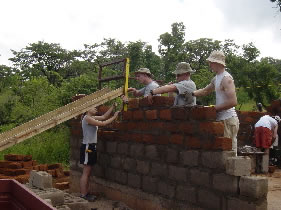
left=134, top=68, right=152, bottom=76
left=173, top=62, right=196, bottom=74
left=206, top=51, right=226, bottom=66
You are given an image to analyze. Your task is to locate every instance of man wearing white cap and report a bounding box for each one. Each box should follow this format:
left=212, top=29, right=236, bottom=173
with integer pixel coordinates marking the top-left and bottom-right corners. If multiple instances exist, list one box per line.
left=147, top=62, right=196, bottom=106
left=127, top=68, right=160, bottom=97
left=192, top=51, right=239, bottom=155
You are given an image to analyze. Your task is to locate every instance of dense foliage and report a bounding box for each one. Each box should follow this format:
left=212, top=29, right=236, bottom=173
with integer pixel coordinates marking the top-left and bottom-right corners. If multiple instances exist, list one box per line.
left=0, top=22, right=280, bottom=164
left=270, top=0, right=281, bottom=11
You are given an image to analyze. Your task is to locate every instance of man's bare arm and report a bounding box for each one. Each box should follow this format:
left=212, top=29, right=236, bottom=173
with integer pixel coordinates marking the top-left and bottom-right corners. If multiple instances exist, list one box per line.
left=215, top=76, right=237, bottom=112
left=193, top=82, right=214, bottom=97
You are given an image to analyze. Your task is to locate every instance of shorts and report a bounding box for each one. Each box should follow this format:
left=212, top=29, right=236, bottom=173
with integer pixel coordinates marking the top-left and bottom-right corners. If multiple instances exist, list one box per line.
left=221, top=116, right=239, bottom=153
left=80, top=143, right=97, bottom=165
left=254, top=127, right=272, bottom=148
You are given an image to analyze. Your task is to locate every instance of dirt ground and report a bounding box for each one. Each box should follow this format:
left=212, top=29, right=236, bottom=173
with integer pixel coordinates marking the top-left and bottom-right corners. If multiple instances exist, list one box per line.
left=76, top=169, right=281, bottom=210
left=267, top=169, right=281, bottom=210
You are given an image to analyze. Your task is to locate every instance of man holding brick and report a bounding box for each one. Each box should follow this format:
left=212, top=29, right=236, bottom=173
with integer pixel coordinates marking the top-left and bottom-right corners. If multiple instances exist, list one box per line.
left=147, top=62, right=197, bottom=106
left=192, top=51, right=239, bottom=155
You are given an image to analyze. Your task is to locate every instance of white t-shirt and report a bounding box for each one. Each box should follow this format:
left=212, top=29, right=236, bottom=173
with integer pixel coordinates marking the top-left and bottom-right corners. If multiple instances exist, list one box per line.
left=173, top=79, right=196, bottom=106
left=139, top=81, right=159, bottom=97
left=213, top=71, right=237, bottom=121
left=255, top=115, right=278, bottom=130
left=82, top=115, right=98, bottom=144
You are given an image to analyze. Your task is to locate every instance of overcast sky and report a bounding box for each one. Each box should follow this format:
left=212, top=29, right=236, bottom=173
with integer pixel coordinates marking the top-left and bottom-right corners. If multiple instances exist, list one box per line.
left=0, top=0, right=280, bottom=66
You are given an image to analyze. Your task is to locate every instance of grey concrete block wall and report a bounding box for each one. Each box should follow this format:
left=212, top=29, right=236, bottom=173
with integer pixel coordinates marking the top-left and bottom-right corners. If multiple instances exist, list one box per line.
left=70, top=137, right=269, bottom=210
left=239, top=176, right=268, bottom=199
left=227, top=196, right=267, bottom=210
left=226, top=156, right=251, bottom=176
left=213, top=173, right=239, bottom=194
left=69, top=106, right=269, bottom=210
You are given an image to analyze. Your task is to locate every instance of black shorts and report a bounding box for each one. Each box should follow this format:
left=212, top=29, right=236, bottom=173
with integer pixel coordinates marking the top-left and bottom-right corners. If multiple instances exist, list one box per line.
left=80, top=143, right=97, bottom=165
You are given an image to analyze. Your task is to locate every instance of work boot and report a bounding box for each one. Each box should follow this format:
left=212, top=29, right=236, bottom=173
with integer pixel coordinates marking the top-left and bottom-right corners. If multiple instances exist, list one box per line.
left=80, top=193, right=97, bottom=202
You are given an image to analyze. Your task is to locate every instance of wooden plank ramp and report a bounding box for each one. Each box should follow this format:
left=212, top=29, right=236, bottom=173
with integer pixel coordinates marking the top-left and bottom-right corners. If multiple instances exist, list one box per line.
left=0, top=87, right=123, bottom=151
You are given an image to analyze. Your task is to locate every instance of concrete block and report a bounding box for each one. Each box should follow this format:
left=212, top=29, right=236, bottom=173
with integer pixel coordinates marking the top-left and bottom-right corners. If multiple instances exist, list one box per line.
left=56, top=205, right=71, bottom=210
left=44, top=199, right=52, bottom=206
left=157, top=181, right=175, bottom=199
left=145, top=145, right=160, bottom=160
left=128, top=173, right=141, bottom=188
left=176, top=185, right=196, bottom=203
left=123, top=158, right=136, bottom=172
left=37, top=189, right=65, bottom=206
left=115, top=170, right=127, bottom=185
left=190, top=168, right=210, bottom=187
left=213, top=173, right=238, bottom=194
left=226, top=156, right=251, bottom=176
left=136, top=160, right=150, bottom=175
left=110, top=156, right=122, bottom=168
left=142, top=176, right=158, bottom=193
left=29, top=170, right=53, bottom=189
left=201, top=151, right=235, bottom=170
left=129, top=143, right=144, bottom=158
left=106, top=141, right=117, bottom=153
left=239, top=176, right=268, bottom=199
left=96, top=140, right=105, bottom=152
left=166, top=148, right=179, bottom=163
left=227, top=196, right=267, bottom=210
left=180, top=150, right=199, bottom=166
left=151, top=162, right=167, bottom=177
left=98, top=153, right=110, bottom=166
left=198, top=189, right=221, bottom=210
left=117, top=142, right=129, bottom=155
left=168, top=165, right=187, bottom=182
left=64, top=194, right=90, bottom=210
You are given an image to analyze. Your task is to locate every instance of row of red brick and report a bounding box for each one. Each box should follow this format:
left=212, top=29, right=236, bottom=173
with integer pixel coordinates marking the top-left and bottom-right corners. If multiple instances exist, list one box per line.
left=99, top=130, right=232, bottom=151
left=122, top=105, right=217, bottom=121
left=113, top=121, right=224, bottom=136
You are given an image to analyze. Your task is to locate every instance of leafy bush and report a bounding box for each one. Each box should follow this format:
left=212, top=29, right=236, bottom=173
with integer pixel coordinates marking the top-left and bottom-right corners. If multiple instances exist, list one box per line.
left=0, top=125, right=70, bottom=168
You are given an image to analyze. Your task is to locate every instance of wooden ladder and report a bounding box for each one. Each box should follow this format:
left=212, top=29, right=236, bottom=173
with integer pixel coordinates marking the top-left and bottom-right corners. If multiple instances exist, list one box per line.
left=0, top=87, right=123, bottom=151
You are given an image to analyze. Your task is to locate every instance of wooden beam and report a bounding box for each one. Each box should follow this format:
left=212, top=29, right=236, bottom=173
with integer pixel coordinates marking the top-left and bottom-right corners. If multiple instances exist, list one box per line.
left=0, top=87, right=123, bottom=151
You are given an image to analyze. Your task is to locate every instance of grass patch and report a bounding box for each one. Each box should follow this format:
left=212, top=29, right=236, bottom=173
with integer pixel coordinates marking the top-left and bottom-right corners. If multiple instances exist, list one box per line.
left=0, top=125, right=70, bottom=168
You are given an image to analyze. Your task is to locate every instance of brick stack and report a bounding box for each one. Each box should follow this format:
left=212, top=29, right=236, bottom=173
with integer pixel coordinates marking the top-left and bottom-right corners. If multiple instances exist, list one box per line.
left=0, top=154, right=70, bottom=190
left=70, top=96, right=268, bottom=210
left=0, top=154, right=35, bottom=184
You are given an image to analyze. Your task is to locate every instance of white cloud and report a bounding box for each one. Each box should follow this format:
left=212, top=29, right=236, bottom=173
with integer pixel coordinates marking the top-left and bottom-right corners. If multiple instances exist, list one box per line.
left=0, top=0, right=280, bottom=66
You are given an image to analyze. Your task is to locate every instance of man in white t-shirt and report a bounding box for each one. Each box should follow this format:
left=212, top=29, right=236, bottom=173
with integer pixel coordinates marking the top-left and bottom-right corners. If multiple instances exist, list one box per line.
left=121, top=68, right=159, bottom=103
left=254, top=115, right=280, bottom=173
left=128, top=68, right=159, bottom=97
left=192, top=51, right=239, bottom=155
left=254, top=115, right=280, bottom=148
left=147, top=62, right=197, bottom=106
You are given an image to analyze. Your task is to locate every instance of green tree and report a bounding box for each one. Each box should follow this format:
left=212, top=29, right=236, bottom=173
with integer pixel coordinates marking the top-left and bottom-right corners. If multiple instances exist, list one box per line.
left=9, top=41, right=81, bottom=85
left=241, top=60, right=279, bottom=106
left=192, top=68, right=215, bottom=105
left=184, top=38, right=221, bottom=70
left=242, top=42, right=260, bottom=62
left=158, top=22, right=186, bottom=82
left=58, top=73, right=99, bottom=104
left=10, top=77, right=60, bottom=124
left=270, top=0, right=281, bottom=11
